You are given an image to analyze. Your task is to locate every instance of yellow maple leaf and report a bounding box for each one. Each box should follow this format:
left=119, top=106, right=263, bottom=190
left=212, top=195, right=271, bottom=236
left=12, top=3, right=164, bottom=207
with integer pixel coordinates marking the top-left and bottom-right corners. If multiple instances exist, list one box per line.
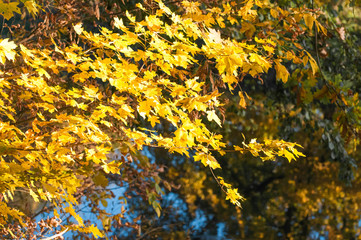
left=88, top=224, right=104, bottom=238
left=239, top=92, right=247, bottom=109
left=303, top=13, right=314, bottom=31
left=208, top=28, right=223, bottom=44
left=226, top=188, right=243, bottom=205
left=0, top=38, right=17, bottom=64
left=138, top=99, right=154, bottom=118
left=275, top=60, right=289, bottom=83
left=148, top=115, right=160, bottom=127
left=282, top=149, right=295, bottom=162
left=24, top=0, right=39, bottom=17
left=206, top=110, right=222, bottom=127
left=306, top=52, right=318, bottom=75
left=207, top=157, right=221, bottom=169
left=0, top=1, right=20, bottom=20
left=114, top=17, right=126, bottom=30
left=126, top=11, right=136, bottom=23
left=73, top=23, right=83, bottom=35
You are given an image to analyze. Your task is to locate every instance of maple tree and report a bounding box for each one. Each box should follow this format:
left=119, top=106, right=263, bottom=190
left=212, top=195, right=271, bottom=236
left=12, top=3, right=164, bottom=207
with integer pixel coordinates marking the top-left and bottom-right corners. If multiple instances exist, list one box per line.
left=0, top=0, right=358, bottom=239
left=114, top=1, right=361, bottom=239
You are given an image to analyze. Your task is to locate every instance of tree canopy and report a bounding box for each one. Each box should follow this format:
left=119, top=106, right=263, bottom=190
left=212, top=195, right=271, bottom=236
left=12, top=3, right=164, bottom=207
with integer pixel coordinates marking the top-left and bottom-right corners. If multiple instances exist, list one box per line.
left=0, top=0, right=360, bottom=239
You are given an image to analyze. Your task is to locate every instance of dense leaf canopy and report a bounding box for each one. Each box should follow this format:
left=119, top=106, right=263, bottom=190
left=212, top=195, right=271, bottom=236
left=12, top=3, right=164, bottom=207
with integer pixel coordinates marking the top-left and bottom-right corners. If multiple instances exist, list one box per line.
left=0, top=0, right=360, bottom=239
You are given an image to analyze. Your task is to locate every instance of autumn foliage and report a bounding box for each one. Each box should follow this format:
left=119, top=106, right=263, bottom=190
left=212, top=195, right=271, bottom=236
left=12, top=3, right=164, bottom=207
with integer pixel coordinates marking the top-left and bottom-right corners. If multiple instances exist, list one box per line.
left=0, top=0, right=343, bottom=238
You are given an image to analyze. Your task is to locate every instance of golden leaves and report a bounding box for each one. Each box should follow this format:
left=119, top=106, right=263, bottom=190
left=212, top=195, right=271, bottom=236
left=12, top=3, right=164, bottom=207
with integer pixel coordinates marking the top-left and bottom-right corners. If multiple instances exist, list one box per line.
left=0, top=1, right=20, bottom=20
left=207, top=110, right=222, bottom=127
left=87, top=225, right=104, bottom=238
left=306, top=52, right=319, bottom=75
left=218, top=177, right=244, bottom=207
left=0, top=39, right=17, bottom=64
left=234, top=138, right=305, bottom=162
left=0, top=0, right=318, bottom=233
left=270, top=8, right=279, bottom=19
left=275, top=60, right=290, bottom=83
left=226, top=188, right=243, bottom=206
left=73, top=23, right=83, bottom=35
left=194, top=152, right=221, bottom=169
left=207, top=29, right=223, bottom=44
left=65, top=205, right=84, bottom=226
left=239, top=92, right=247, bottom=109
left=303, top=13, right=315, bottom=31
left=23, top=0, right=39, bottom=17
left=113, top=17, right=126, bottom=30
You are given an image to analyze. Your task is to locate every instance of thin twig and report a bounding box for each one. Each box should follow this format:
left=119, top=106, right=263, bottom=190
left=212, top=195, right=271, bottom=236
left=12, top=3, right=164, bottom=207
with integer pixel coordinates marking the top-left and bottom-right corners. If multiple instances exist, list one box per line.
left=209, top=166, right=226, bottom=194
left=40, top=228, right=68, bottom=240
